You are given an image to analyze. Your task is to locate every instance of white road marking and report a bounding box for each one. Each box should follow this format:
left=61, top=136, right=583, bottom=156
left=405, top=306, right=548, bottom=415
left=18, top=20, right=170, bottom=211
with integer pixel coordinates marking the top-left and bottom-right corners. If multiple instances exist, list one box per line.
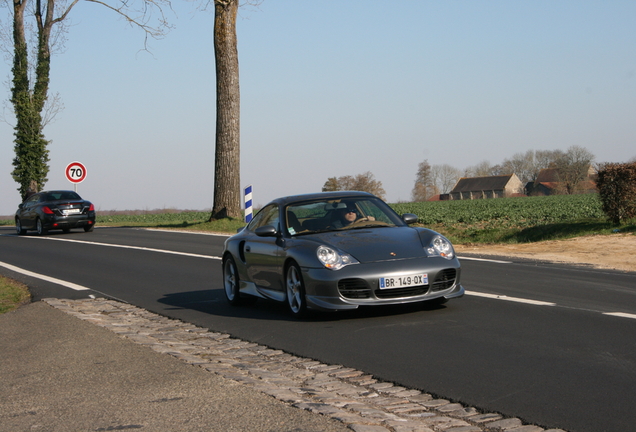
left=465, top=290, right=557, bottom=306
left=603, top=312, right=636, bottom=320
left=22, top=236, right=222, bottom=260
left=144, top=228, right=230, bottom=237
left=8, top=233, right=636, bottom=321
left=459, top=256, right=513, bottom=264
left=0, top=261, right=90, bottom=291
left=467, top=291, right=636, bottom=320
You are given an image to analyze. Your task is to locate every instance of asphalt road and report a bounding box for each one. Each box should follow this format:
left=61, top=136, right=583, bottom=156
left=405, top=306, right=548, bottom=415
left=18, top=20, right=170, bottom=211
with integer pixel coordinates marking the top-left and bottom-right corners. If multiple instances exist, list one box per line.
left=1, top=226, right=635, bottom=432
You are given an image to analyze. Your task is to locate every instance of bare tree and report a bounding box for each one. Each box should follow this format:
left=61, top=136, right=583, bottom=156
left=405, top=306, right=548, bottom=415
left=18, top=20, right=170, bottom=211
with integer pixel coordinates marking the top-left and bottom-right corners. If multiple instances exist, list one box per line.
left=553, top=145, right=595, bottom=194
left=431, top=164, right=462, bottom=194
left=463, top=160, right=494, bottom=178
left=322, top=177, right=340, bottom=193
left=535, top=149, right=564, bottom=171
left=3, top=0, right=172, bottom=200
left=498, top=151, right=537, bottom=184
left=322, top=172, right=386, bottom=200
left=353, top=171, right=386, bottom=199
left=411, top=160, right=438, bottom=201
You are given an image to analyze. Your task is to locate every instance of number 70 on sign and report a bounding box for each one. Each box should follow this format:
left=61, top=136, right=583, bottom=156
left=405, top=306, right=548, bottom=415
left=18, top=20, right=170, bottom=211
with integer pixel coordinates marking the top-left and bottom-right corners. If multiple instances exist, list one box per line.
left=65, top=161, right=87, bottom=184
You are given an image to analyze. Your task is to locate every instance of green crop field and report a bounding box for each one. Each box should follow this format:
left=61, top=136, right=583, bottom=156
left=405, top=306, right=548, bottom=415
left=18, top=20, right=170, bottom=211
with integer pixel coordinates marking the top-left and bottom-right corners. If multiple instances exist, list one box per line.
left=391, top=194, right=636, bottom=244
left=96, top=211, right=212, bottom=226
left=390, top=194, right=605, bottom=229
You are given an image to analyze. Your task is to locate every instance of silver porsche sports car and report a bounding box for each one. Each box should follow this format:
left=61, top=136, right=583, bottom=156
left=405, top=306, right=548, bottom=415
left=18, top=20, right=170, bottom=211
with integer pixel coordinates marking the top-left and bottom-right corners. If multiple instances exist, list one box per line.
left=222, top=191, right=464, bottom=317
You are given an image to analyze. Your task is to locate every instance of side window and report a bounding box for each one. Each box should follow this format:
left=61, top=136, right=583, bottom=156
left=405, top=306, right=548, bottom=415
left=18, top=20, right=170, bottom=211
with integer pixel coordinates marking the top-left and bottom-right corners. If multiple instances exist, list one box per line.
left=248, top=205, right=280, bottom=231
left=26, top=194, right=40, bottom=206
left=358, top=200, right=391, bottom=223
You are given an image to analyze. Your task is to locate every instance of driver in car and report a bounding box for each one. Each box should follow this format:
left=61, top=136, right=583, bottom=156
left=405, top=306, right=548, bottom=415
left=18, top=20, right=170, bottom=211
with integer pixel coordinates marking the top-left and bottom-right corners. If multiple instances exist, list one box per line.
left=331, top=204, right=374, bottom=229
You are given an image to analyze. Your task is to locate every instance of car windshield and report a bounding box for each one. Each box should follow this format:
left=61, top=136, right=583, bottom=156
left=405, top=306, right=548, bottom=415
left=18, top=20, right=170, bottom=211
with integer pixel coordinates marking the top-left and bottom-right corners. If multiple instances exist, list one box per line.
left=43, top=191, right=81, bottom=201
left=285, top=197, right=404, bottom=236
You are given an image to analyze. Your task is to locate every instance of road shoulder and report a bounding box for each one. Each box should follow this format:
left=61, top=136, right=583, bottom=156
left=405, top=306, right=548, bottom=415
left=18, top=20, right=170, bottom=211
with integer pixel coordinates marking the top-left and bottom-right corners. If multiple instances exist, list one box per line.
left=1, top=298, right=567, bottom=432
left=0, top=301, right=350, bottom=432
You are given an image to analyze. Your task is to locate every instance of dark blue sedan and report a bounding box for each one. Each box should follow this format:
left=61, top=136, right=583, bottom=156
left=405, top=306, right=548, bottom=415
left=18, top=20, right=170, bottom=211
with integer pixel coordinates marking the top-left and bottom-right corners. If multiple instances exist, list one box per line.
left=15, top=190, right=96, bottom=235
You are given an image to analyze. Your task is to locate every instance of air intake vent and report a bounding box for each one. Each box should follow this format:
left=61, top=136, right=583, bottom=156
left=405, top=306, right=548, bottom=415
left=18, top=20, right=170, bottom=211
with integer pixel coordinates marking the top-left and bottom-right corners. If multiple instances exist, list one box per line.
left=338, top=278, right=371, bottom=299
left=431, top=268, right=457, bottom=292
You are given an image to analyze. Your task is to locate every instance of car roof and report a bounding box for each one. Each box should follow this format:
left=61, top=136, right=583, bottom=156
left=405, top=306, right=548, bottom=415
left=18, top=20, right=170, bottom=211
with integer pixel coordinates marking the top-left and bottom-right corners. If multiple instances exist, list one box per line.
left=39, top=190, right=77, bottom=194
left=268, top=191, right=376, bottom=206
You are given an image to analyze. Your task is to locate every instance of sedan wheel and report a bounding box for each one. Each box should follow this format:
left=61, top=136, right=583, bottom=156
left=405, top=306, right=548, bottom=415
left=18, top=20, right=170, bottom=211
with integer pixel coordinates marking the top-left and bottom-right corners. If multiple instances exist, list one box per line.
left=286, top=262, right=307, bottom=318
left=36, top=218, right=48, bottom=236
left=223, top=256, right=242, bottom=305
left=15, top=219, right=26, bottom=235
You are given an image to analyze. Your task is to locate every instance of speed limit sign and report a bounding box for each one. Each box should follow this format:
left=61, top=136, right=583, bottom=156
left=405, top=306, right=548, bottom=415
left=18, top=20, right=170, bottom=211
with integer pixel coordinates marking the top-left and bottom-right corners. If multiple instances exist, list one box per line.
left=65, top=161, right=87, bottom=184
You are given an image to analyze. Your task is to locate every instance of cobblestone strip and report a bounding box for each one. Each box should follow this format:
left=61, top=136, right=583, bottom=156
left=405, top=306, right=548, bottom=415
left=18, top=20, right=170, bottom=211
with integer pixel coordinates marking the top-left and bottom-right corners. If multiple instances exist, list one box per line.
left=43, top=298, right=567, bottom=432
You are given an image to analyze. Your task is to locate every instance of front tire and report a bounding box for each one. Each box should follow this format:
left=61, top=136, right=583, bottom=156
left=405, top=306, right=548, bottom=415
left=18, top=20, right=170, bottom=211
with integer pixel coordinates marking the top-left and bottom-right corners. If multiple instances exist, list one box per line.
left=286, top=262, right=307, bottom=318
left=36, top=218, right=48, bottom=236
left=223, top=256, right=242, bottom=306
left=15, top=218, right=26, bottom=235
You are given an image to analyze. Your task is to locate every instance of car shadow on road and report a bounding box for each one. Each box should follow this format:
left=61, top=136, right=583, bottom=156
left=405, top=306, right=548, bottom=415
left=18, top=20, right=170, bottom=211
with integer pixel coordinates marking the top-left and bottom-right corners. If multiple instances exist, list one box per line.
left=157, top=288, right=449, bottom=323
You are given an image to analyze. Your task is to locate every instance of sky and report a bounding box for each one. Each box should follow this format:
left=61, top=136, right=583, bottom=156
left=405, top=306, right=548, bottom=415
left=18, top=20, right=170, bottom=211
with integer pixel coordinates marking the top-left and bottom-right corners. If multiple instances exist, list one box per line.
left=1, top=0, right=635, bottom=215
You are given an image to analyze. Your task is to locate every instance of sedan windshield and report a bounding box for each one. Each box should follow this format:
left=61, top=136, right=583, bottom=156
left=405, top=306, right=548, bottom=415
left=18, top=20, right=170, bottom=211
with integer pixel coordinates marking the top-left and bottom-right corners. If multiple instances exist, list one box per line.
left=43, top=191, right=82, bottom=201
left=285, top=197, right=404, bottom=236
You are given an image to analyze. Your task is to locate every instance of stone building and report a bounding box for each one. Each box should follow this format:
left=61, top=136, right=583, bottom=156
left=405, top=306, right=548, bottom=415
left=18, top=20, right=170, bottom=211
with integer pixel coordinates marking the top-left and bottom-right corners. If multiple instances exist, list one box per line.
left=449, top=174, right=525, bottom=200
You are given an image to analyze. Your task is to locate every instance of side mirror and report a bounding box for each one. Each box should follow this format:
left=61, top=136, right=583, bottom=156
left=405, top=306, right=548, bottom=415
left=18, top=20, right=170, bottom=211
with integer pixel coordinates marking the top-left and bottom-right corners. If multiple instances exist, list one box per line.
left=402, top=213, right=418, bottom=225
left=255, top=225, right=278, bottom=237
left=18, top=204, right=24, bottom=209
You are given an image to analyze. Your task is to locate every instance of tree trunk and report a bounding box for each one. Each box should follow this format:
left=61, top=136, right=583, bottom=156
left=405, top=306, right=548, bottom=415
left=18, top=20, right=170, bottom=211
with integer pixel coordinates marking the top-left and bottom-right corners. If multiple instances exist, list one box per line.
left=211, top=0, right=241, bottom=220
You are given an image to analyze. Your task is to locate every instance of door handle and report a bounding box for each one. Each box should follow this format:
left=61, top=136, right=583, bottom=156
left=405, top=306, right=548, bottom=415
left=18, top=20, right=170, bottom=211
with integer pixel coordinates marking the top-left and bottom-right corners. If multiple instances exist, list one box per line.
left=245, top=245, right=251, bottom=252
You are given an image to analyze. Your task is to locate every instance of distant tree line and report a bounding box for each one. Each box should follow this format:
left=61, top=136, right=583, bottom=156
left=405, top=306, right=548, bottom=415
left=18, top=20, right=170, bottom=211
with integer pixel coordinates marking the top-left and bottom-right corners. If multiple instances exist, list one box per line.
left=322, top=145, right=636, bottom=226
left=411, top=146, right=596, bottom=202
left=321, top=146, right=608, bottom=203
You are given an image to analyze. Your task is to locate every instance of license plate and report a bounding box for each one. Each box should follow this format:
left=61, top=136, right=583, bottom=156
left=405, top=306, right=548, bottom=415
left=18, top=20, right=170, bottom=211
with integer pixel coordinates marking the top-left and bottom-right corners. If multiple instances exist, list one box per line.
left=379, top=273, right=428, bottom=289
left=63, top=209, right=81, bottom=215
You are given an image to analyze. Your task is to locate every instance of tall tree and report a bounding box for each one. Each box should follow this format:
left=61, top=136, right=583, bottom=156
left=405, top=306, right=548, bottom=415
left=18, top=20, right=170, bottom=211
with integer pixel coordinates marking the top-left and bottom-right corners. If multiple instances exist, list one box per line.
left=553, top=145, right=595, bottom=194
left=411, top=160, right=438, bottom=201
left=210, top=0, right=241, bottom=220
left=9, top=0, right=53, bottom=200
left=5, top=0, right=171, bottom=201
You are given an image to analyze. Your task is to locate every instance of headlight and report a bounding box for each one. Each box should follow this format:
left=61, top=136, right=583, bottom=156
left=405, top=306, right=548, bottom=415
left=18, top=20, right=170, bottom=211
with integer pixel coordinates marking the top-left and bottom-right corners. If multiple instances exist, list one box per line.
left=426, top=235, right=455, bottom=260
left=316, top=245, right=359, bottom=270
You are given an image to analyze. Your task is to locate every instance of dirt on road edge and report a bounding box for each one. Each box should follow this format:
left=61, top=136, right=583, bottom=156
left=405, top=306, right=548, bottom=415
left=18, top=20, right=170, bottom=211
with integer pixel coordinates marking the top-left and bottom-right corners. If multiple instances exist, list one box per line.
left=454, top=234, right=636, bottom=272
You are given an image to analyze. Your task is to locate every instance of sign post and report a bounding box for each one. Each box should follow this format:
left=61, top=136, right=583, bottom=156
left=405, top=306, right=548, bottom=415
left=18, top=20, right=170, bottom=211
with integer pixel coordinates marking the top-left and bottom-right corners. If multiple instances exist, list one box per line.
left=65, top=161, right=87, bottom=192
left=244, top=185, right=253, bottom=223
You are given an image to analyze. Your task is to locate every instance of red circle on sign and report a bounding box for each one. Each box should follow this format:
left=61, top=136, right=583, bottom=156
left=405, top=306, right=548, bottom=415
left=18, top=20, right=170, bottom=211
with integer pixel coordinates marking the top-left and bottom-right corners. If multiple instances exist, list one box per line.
left=65, top=162, right=87, bottom=184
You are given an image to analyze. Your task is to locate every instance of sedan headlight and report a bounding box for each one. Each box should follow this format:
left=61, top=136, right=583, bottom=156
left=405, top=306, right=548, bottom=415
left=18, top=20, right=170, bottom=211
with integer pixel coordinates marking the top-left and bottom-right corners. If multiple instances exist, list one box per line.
left=317, top=245, right=359, bottom=270
left=426, top=235, right=455, bottom=260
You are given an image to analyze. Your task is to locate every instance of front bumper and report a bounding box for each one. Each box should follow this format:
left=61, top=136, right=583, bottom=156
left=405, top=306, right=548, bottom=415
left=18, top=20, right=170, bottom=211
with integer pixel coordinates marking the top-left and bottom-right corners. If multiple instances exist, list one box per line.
left=301, top=257, right=464, bottom=311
